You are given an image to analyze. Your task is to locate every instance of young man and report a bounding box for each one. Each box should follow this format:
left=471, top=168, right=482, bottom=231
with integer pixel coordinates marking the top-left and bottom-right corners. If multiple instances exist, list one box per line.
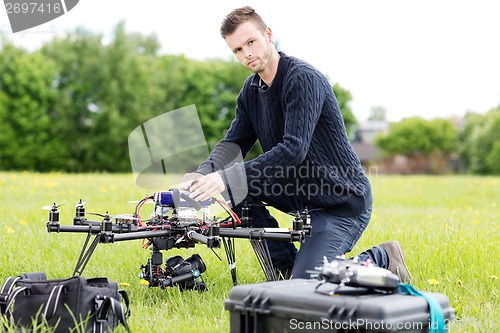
left=181, top=6, right=411, bottom=282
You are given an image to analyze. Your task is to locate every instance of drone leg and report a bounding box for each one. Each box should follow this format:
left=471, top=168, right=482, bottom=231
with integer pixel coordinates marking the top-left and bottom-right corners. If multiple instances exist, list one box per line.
left=250, top=236, right=277, bottom=282
left=73, top=234, right=100, bottom=276
left=222, top=237, right=237, bottom=286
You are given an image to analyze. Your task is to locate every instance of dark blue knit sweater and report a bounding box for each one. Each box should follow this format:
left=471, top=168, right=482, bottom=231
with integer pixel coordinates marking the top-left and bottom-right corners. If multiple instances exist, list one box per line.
left=196, top=52, right=372, bottom=217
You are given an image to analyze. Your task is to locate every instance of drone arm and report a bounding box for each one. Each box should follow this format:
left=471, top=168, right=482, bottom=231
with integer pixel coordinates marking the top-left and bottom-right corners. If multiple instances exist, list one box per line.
left=104, top=229, right=174, bottom=243
left=186, top=231, right=220, bottom=248
left=47, top=223, right=99, bottom=234
left=47, top=221, right=136, bottom=235
left=219, top=228, right=304, bottom=242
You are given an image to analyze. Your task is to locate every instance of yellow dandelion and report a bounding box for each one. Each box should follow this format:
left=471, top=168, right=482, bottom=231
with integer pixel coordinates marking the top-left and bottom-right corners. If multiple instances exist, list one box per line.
left=119, top=282, right=131, bottom=287
left=5, top=227, right=15, bottom=234
left=428, top=278, right=440, bottom=285
left=472, top=219, right=479, bottom=224
left=140, top=279, right=149, bottom=286
left=19, top=220, right=27, bottom=225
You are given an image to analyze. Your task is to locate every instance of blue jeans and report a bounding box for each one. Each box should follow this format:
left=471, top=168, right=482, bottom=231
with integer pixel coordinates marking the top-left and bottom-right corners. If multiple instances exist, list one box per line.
left=291, top=206, right=388, bottom=278
left=231, top=192, right=388, bottom=279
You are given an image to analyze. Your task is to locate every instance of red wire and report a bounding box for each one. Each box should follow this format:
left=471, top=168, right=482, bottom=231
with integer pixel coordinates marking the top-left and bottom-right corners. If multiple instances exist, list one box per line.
left=135, top=195, right=151, bottom=227
left=216, top=199, right=241, bottom=225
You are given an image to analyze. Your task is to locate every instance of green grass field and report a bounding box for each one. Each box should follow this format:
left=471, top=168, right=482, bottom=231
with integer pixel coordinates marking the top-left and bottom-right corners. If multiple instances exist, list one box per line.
left=0, top=172, right=498, bottom=332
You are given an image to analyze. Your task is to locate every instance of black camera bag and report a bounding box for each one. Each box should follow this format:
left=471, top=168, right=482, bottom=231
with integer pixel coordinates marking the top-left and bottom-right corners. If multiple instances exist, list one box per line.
left=0, top=272, right=130, bottom=333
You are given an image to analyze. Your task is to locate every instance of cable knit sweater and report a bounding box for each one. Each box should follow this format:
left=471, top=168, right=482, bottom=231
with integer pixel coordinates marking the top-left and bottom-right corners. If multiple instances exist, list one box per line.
left=196, top=52, right=372, bottom=217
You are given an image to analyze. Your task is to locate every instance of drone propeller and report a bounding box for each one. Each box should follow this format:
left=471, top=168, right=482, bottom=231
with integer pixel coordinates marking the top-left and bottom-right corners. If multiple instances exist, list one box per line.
left=286, top=207, right=324, bottom=216
left=76, top=200, right=86, bottom=207
left=85, top=212, right=109, bottom=218
left=86, top=212, right=139, bottom=221
left=42, top=203, right=65, bottom=211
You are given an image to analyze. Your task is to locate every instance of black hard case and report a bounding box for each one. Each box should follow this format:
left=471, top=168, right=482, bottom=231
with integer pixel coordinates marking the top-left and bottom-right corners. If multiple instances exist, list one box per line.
left=224, top=279, right=454, bottom=333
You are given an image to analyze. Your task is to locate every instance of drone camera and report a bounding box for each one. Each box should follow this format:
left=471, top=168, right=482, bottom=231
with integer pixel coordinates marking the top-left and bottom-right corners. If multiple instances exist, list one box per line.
left=163, top=254, right=207, bottom=291
left=140, top=253, right=207, bottom=292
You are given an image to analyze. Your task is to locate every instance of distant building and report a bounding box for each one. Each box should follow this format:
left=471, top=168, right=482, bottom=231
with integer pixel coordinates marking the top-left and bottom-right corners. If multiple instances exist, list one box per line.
left=353, top=120, right=389, bottom=144
left=351, top=118, right=458, bottom=174
left=351, top=120, right=389, bottom=166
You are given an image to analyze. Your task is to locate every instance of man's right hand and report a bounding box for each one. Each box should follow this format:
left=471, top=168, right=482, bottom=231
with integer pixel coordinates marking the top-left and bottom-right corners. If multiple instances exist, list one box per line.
left=179, top=172, right=203, bottom=191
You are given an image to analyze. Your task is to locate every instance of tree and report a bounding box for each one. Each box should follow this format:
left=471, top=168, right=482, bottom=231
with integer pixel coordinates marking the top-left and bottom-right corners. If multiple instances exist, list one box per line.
left=375, top=117, right=456, bottom=157
left=486, top=141, right=500, bottom=174
left=40, top=23, right=164, bottom=172
left=458, top=109, right=500, bottom=174
left=1, top=22, right=358, bottom=173
left=0, top=43, right=64, bottom=171
left=40, top=28, right=106, bottom=171
left=332, top=83, right=357, bottom=137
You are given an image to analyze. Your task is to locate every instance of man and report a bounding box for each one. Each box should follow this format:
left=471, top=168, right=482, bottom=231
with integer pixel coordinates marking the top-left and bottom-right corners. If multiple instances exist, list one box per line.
left=181, top=6, right=411, bottom=282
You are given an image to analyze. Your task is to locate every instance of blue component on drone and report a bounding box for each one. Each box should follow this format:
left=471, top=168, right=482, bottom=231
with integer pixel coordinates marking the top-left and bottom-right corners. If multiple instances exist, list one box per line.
left=154, top=191, right=212, bottom=207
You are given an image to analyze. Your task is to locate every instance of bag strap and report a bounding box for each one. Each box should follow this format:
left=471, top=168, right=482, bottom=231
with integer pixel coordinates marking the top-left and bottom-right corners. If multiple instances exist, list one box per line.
left=399, top=283, right=446, bottom=333
left=3, top=286, right=28, bottom=318
left=94, top=291, right=130, bottom=333
left=1, top=273, right=47, bottom=314
left=1, top=276, right=21, bottom=295
left=0, top=277, right=21, bottom=314
left=119, top=290, right=130, bottom=317
left=3, top=284, right=64, bottom=321
left=43, top=284, right=65, bottom=320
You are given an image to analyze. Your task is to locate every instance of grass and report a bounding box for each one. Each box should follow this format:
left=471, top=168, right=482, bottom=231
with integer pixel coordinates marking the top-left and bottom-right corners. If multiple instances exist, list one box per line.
left=0, top=172, right=498, bottom=332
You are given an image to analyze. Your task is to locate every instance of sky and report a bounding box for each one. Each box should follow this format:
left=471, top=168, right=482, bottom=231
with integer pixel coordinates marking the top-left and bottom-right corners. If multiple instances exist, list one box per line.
left=1, top=0, right=500, bottom=122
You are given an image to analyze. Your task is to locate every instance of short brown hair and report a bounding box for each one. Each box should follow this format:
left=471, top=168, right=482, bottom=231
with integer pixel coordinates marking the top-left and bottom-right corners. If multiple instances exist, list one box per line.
left=220, top=6, right=267, bottom=38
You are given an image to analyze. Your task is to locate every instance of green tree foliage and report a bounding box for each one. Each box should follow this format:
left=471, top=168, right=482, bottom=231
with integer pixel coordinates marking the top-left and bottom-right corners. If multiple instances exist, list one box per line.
left=375, top=117, right=456, bottom=157
left=39, top=23, right=165, bottom=172
left=333, top=83, right=356, bottom=137
left=458, top=108, right=500, bottom=175
left=0, top=24, right=356, bottom=172
left=0, top=43, right=64, bottom=171
left=175, top=59, right=249, bottom=146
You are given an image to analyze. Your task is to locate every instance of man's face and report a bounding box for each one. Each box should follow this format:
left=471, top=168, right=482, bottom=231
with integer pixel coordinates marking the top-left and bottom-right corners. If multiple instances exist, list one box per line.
left=225, top=21, right=273, bottom=74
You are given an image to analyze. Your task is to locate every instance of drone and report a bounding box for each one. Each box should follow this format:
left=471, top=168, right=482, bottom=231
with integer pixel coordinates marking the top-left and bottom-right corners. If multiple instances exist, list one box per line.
left=45, top=189, right=312, bottom=292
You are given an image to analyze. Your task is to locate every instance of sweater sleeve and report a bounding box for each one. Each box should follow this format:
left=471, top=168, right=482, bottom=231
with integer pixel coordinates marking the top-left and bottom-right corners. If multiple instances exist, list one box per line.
left=221, top=69, right=326, bottom=186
